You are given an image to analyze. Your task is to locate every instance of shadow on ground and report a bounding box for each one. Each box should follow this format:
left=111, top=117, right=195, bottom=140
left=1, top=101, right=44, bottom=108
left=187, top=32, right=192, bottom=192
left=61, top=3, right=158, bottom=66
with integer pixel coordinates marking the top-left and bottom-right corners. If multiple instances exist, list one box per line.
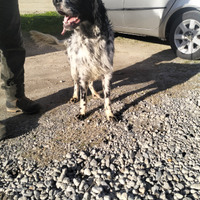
left=1, top=37, right=200, bottom=140
left=115, top=33, right=169, bottom=46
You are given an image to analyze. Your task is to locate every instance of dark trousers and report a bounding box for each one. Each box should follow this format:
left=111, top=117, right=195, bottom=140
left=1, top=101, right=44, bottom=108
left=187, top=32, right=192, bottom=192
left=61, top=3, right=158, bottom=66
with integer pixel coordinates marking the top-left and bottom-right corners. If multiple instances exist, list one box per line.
left=0, top=0, right=25, bottom=101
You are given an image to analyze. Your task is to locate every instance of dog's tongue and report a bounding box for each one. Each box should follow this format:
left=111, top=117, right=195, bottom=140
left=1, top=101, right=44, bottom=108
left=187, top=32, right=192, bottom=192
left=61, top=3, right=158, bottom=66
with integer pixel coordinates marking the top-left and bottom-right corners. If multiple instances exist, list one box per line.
left=61, top=16, right=80, bottom=35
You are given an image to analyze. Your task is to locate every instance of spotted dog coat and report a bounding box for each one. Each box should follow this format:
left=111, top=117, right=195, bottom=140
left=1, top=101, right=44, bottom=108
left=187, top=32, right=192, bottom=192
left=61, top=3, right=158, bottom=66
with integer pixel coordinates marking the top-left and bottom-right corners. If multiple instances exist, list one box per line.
left=30, top=0, right=116, bottom=121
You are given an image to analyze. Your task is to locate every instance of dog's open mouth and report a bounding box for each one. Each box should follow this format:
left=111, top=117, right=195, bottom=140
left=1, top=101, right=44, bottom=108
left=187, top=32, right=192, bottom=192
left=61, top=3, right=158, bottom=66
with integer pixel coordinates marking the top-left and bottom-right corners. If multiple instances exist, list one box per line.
left=61, top=15, right=81, bottom=35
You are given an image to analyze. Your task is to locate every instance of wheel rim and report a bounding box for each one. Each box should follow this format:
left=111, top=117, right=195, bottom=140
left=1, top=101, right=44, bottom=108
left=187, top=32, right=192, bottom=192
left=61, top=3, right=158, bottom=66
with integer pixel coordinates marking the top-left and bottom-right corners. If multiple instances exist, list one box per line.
left=174, top=19, right=200, bottom=55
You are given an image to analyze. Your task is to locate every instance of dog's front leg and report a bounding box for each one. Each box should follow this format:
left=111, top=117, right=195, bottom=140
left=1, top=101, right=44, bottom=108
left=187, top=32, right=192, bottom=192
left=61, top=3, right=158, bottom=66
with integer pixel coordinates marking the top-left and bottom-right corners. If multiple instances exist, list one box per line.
left=76, top=80, right=88, bottom=120
left=102, top=74, right=117, bottom=121
left=89, top=81, right=101, bottom=99
left=70, top=80, right=79, bottom=103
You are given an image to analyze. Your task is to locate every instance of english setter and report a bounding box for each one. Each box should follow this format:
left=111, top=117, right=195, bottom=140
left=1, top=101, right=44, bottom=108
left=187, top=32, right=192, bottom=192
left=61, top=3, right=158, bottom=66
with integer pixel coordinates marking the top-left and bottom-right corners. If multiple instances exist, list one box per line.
left=30, top=0, right=116, bottom=121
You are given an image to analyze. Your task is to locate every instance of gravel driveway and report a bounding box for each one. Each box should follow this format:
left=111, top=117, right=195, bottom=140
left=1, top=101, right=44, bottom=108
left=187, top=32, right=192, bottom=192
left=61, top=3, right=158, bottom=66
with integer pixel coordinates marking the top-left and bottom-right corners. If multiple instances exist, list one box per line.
left=0, top=33, right=200, bottom=200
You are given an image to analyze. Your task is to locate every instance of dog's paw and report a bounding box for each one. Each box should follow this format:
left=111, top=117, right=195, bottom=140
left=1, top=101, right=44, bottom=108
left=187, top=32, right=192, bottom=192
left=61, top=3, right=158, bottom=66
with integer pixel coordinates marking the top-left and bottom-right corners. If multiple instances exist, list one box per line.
left=76, top=113, right=86, bottom=120
left=107, top=115, right=118, bottom=122
left=92, top=93, right=101, bottom=99
left=70, top=97, right=78, bottom=103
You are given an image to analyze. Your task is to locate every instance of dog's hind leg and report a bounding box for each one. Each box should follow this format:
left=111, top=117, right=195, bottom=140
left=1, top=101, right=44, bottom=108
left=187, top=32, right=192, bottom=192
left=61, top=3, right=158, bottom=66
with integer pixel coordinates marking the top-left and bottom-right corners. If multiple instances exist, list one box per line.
left=102, top=74, right=117, bottom=121
left=70, top=80, right=79, bottom=103
left=76, top=80, right=89, bottom=120
left=89, top=81, right=101, bottom=99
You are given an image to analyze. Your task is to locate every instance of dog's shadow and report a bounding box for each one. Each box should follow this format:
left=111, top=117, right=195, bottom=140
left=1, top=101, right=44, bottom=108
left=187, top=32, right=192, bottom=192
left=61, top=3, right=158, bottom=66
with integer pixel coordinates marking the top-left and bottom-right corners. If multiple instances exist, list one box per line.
left=88, top=48, right=200, bottom=118
left=111, top=49, right=200, bottom=117
left=2, top=44, right=200, bottom=140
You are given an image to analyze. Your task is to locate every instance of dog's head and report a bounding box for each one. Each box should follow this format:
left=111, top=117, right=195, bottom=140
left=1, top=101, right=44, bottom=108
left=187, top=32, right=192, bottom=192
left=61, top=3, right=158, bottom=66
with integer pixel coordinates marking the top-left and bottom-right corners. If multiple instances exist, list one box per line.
left=53, top=0, right=94, bottom=35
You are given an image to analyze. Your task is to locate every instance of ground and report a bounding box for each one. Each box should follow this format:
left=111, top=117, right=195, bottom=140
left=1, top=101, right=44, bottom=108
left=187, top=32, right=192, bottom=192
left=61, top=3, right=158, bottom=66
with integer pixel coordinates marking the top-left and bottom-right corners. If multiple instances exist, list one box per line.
left=0, top=32, right=199, bottom=116
left=1, top=32, right=200, bottom=200
left=0, top=32, right=200, bottom=163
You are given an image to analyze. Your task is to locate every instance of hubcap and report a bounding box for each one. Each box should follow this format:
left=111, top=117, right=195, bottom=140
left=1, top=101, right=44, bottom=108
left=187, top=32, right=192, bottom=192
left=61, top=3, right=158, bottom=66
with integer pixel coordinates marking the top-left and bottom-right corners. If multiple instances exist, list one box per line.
left=174, top=19, right=200, bottom=54
left=184, top=31, right=194, bottom=41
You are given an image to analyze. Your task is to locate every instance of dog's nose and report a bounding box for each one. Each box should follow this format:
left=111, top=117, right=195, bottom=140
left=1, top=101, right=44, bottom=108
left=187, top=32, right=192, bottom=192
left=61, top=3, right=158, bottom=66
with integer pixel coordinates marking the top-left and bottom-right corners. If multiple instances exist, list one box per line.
left=53, top=0, right=62, bottom=6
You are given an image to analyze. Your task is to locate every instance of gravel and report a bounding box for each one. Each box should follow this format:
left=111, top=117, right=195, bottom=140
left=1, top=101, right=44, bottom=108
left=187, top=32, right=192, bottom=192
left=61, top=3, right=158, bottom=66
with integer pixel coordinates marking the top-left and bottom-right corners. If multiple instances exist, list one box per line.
left=0, top=59, right=200, bottom=200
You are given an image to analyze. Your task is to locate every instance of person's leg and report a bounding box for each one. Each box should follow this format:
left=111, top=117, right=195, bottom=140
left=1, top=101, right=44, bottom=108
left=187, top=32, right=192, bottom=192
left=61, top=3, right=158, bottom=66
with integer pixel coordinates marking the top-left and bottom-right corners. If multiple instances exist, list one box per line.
left=1, top=49, right=25, bottom=101
left=0, top=0, right=25, bottom=101
left=0, top=0, right=40, bottom=139
left=0, top=0, right=40, bottom=114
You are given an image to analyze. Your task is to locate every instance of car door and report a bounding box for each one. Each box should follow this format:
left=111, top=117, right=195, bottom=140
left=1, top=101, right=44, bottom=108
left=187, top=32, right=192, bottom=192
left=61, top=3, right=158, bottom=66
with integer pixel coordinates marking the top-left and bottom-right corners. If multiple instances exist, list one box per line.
left=103, top=0, right=125, bottom=32
left=123, top=0, right=176, bottom=36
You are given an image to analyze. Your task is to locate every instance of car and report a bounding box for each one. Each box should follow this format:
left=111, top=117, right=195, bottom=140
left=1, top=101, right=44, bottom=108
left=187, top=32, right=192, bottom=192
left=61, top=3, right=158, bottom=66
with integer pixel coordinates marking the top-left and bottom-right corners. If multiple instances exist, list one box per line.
left=102, top=0, right=200, bottom=60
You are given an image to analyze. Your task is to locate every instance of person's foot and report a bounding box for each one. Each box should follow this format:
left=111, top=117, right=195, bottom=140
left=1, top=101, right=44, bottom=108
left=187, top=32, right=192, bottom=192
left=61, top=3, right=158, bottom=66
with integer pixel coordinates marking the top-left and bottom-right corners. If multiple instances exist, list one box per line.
left=6, top=96, right=40, bottom=114
left=0, top=122, right=6, bottom=141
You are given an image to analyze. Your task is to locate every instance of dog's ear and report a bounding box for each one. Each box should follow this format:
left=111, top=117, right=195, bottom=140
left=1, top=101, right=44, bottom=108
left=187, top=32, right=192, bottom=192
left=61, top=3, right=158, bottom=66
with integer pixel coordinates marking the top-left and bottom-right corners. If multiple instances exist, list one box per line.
left=92, top=0, right=107, bottom=25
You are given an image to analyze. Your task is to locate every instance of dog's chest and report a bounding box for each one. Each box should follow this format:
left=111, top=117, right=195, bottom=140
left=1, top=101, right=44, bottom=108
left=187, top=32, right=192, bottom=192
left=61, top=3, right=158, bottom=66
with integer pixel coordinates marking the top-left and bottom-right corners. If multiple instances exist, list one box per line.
left=67, top=33, right=105, bottom=65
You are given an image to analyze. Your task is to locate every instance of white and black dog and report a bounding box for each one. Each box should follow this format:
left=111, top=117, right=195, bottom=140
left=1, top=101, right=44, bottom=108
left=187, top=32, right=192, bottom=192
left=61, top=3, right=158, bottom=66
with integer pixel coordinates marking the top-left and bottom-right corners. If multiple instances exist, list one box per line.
left=30, top=0, right=116, bottom=121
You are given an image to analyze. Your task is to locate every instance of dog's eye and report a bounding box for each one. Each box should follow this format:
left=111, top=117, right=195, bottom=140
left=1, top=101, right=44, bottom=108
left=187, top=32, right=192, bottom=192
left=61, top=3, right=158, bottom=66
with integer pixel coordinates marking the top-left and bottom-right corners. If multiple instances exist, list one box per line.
left=53, top=0, right=62, bottom=6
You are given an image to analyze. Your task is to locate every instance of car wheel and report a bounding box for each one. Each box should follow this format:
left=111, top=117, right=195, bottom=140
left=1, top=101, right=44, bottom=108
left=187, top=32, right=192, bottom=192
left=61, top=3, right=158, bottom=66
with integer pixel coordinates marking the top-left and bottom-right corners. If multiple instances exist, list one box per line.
left=169, top=10, right=200, bottom=60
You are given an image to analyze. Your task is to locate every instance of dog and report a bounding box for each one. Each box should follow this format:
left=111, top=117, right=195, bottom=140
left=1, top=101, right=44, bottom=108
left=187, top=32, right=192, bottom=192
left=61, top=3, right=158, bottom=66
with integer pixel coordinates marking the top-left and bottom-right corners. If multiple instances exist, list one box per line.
left=30, top=0, right=116, bottom=121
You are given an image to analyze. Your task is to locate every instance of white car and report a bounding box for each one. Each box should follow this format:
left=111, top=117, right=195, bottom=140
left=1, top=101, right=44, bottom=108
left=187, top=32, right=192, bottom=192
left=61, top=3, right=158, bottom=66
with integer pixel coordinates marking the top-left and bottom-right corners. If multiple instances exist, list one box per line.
left=103, top=0, right=200, bottom=60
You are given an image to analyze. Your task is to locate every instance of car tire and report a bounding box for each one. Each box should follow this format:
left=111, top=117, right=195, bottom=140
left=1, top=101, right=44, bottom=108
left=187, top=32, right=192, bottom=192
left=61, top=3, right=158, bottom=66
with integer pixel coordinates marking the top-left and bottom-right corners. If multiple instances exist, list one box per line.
left=169, top=10, right=200, bottom=60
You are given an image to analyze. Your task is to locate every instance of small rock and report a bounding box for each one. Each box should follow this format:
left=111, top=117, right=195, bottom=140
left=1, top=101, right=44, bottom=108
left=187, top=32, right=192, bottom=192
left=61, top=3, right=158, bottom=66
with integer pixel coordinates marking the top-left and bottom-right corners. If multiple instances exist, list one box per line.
left=138, top=170, right=145, bottom=176
left=79, top=180, right=86, bottom=191
left=90, top=159, right=98, bottom=167
left=56, top=182, right=67, bottom=190
left=66, top=185, right=75, bottom=193
left=128, top=194, right=135, bottom=200
left=21, top=176, right=28, bottom=184
left=119, top=178, right=125, bottom=185
left=91, top=186, right=103, bottom=194
left=163, top=182, right=172, bottom=190
left=154, top=161, right=162, bottom=167
left=34, top=191, right=40, bottom=200
left=36, top=183, right=45, bottom=188
left=83, top=192, right=90, bottom=200
left=139, top=187, right=145, bottom=194
left=190, top=183, right=200, bottom=190
left=121, top=192, right=128, bottom=200
left=63, top=177, right=70, bottom=184
left=151, top=185, right=159, bottom=194
left=73, top=178, right=80, bottom=187
left=84, top=168, right=91, bottom=176
left=175, top=193, right=183, bottom=199
left=156, top=171, right=162, bottom=181
left=80, top=151, right=88, bottom=160
left=66, top=153, right=72, bottom=159
left=176, top=183, right=184, bottom=190
left=58, top=168, right=67, bottom=181
left=104, top=195, right=111, bottom=200
left=40, top=193, right=48, bottom=200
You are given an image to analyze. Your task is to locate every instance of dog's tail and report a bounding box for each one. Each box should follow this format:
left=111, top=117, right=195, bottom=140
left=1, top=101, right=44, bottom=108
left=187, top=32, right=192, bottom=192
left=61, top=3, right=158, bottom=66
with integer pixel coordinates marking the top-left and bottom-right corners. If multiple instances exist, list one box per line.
left=30, top=30, right=66, bottom=50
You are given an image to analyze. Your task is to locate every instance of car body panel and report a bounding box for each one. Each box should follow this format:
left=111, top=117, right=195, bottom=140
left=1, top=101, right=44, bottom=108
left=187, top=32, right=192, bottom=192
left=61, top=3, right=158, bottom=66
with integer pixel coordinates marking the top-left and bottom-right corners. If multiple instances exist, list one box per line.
left=103, top=0, right=200, bottom=39
left=124, top=0, right=175, bottom=29
left=103, top=0, right=125, bottom=27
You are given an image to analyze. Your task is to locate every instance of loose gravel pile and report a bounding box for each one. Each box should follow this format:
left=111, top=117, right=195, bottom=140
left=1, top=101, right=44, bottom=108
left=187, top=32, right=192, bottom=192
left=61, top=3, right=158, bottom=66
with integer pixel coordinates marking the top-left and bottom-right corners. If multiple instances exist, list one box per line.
left=1, top=51, right=200, bottom=199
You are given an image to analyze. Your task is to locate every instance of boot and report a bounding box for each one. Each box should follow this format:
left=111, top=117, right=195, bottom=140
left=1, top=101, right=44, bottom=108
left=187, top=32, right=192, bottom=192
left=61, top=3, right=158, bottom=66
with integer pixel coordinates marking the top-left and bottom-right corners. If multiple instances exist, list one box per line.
left=0, top=122, right=6, bottom=141
left=6, top=96, right=40, bottom=114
